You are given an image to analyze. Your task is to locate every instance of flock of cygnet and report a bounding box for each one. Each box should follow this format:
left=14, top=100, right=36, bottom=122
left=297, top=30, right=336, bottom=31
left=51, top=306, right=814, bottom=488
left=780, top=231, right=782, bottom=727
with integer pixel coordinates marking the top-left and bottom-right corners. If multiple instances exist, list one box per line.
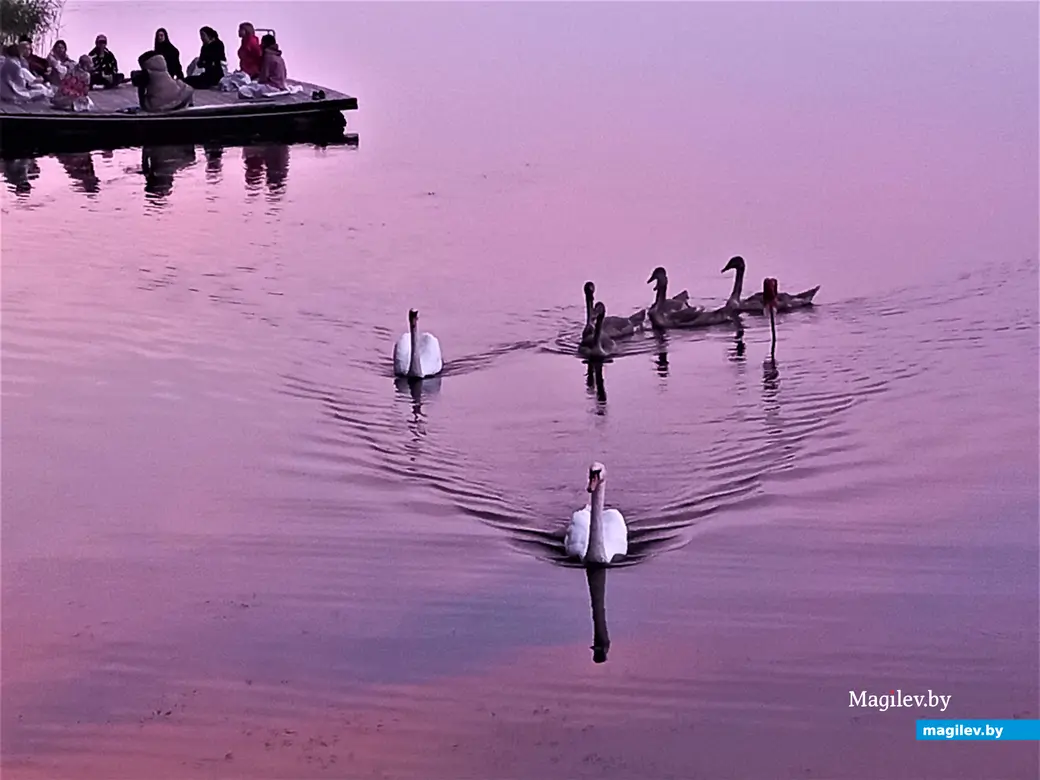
left=391, top=254, right=821, bottom=566
left=579, top=255, right=821, bottom=359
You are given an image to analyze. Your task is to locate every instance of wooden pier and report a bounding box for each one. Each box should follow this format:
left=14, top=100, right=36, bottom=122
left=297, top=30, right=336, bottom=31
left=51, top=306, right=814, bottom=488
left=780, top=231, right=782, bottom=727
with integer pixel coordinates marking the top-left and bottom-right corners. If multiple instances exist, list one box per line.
left=0, top=80, right=358, bottom=157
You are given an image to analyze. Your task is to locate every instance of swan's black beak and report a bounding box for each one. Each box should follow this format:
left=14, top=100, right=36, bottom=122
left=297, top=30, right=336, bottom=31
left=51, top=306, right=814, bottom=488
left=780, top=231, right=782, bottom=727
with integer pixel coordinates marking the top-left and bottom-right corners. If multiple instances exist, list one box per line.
left=646, top=275, right=654, bottom=284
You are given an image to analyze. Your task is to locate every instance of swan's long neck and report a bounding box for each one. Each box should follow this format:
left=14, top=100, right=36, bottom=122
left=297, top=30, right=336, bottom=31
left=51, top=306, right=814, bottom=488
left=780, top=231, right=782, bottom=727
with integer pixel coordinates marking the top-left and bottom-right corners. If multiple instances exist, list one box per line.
left=588, top=481, right=607, bottom=561
left=408, top=319, right=421, bottom=376
left=654, top=278, right=668, bottom=306
left=593, top=312, right=604, bottom=348
left=728, top=265, right=745, bottom=305
left=584, top=290, right=594, bottom=330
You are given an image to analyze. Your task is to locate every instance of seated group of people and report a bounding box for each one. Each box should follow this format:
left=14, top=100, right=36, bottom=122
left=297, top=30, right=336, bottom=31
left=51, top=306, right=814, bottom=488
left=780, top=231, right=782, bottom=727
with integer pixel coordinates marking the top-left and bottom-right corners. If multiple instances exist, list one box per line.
left=0, top=23, right=288, bottom=113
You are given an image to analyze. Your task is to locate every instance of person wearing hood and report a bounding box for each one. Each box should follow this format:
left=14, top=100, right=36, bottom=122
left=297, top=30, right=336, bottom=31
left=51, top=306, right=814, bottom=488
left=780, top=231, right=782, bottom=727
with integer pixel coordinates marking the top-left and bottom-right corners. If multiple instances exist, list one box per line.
left=153, top=28, right=183, bottom=80
left=237, top=22, right=263, bottom=79
left=257, top=34, right=287, bottom=91
left=139, top=51, right=193, bottom=112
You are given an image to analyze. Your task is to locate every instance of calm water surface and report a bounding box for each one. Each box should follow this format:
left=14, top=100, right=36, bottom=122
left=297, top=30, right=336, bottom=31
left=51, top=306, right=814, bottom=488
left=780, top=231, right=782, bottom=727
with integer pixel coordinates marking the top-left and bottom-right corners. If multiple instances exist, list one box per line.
left=2, top=3, right=1038, bottom=779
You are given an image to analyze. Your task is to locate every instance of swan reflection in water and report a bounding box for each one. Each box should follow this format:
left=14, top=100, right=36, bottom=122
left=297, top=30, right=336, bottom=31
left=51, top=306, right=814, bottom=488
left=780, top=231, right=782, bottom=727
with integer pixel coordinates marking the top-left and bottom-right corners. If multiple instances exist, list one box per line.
left=762, top=355, right=780, bottom=394
left=730, top=323, right=746, bottom=361
left=762, top=355, right=786, bottom=447
left=394, top=374, right=442, bottom=440
left=584, top=360, right=607, bottom=414
left=586, top=564, right=611, bottom=663
left=653, top=332, right=669, bottom=379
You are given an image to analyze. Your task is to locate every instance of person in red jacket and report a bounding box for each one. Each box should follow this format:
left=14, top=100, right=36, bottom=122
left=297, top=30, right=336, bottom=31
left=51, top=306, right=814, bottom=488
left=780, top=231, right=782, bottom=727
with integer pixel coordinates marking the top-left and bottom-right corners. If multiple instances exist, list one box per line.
left=237, top=22, right=263, bottom=79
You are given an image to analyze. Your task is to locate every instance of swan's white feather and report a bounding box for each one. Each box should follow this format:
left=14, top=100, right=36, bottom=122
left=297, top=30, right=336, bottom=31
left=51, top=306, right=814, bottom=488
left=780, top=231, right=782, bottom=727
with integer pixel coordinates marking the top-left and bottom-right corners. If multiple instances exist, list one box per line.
left=565, top=506, right=628, bottom=563
left=565, top=507, right=591, bottom=559
left=393, top=331, right=443, bottom=378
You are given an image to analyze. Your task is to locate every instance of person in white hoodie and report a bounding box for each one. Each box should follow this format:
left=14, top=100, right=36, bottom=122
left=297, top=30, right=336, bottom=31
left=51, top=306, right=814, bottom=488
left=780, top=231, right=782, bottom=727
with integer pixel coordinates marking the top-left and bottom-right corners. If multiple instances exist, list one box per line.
left=1, top=44, right=52, bottom=103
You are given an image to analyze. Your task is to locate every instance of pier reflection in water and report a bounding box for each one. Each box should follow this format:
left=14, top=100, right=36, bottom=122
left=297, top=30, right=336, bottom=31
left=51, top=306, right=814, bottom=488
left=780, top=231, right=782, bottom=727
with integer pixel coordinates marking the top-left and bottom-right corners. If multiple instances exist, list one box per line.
left=2, top=130, right=356, bottom=202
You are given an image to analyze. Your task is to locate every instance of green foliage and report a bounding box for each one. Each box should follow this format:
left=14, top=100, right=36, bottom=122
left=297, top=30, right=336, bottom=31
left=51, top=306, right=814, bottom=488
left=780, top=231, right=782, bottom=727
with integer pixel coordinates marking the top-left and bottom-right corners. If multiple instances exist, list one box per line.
left=0, top=0, right=64, bottom=46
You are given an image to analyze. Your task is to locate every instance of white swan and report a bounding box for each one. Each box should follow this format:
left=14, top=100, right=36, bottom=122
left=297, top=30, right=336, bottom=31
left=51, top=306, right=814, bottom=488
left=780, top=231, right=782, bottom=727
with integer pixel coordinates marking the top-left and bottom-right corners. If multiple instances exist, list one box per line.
left=393, top=309, right=443, bottom=378
left=565, top=462, right=628, bottom=564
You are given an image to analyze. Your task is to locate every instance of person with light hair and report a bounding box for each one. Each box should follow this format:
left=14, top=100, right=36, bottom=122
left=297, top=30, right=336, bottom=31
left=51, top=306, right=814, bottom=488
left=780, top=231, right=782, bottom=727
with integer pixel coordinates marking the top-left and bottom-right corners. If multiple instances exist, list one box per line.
left=237, top=22, right=263, bottom=79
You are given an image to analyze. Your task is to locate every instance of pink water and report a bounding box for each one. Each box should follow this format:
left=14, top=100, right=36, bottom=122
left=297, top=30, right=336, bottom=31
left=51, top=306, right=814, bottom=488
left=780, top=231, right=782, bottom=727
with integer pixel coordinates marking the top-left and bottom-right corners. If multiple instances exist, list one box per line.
left=2, top=2, right=1038, bottom=778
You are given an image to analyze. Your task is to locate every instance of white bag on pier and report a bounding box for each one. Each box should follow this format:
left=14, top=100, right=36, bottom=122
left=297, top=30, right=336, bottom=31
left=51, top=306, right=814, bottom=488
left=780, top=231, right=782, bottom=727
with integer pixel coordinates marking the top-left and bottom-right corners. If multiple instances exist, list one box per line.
left=220, top=71, right=252, bottom=91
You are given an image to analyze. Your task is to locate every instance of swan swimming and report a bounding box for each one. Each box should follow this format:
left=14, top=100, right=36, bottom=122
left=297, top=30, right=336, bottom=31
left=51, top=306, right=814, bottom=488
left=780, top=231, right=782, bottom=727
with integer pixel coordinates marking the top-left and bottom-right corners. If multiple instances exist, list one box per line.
left=393, top=309, right=443, bottom=379
left=581, top=281, right=645, bottom=345
left=646, top=267, right=697, bottom=317
left=579, top=302, right=615, bottom=359
left=565, top=462, right=628, bottom=564
left=722, top=256, right=820, bottom=312
left=647, top=267, right=713, bottom=329
left=647, top=270, right=738, bottom=330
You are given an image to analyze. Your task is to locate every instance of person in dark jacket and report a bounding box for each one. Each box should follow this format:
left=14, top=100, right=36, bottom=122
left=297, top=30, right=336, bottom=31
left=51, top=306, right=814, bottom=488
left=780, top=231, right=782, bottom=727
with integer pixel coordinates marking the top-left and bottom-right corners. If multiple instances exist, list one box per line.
left=88, top=34, right=124, bottom=87
left=153, top=28, right=183, bottom=80
left=184, top=26, right=226, bottom=89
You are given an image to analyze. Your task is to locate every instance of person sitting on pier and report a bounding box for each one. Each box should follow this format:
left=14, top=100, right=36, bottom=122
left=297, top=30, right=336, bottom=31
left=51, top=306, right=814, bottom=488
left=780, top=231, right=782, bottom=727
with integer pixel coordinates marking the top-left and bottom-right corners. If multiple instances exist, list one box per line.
left=139, top=51, right=194, bottom=112
left=237, top=22, right=263, bottom=79
left=18, top=36, right=50, bottom=80
left=10, top=40, right=47, bottom=90
left=46, top=39, right=75, bottom=85
left=88, top=34, right=125, bottom=87
left=257, top=34, right=287, bottom=91
left=184, top=26, right=226, bottom=89
left=131, top=50, right=152, bottom=106
left=51, top=55, right=94, bottom=112
left=1, top=44, right=52, bottom=102
left=153, top=28, right=184, bottom=81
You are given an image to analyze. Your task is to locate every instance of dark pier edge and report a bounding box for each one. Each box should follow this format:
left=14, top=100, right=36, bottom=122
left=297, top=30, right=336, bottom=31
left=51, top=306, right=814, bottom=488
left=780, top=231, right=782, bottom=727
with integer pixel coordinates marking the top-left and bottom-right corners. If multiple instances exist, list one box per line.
left=0, top=87, right=359, bottom=158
